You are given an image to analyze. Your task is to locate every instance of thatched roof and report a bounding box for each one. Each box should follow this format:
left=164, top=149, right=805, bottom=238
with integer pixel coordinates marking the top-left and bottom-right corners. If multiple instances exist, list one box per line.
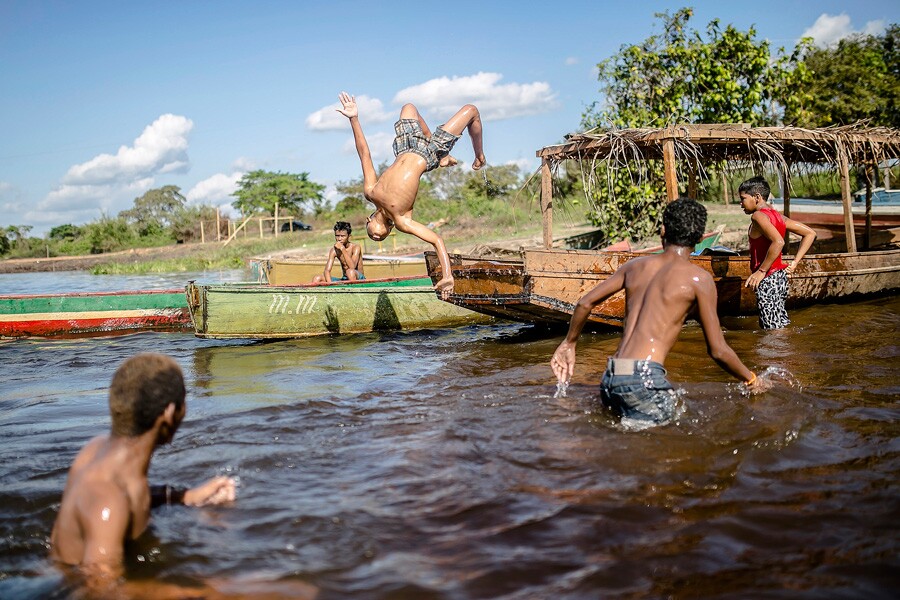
left=536, top=123, right=900, bottom=169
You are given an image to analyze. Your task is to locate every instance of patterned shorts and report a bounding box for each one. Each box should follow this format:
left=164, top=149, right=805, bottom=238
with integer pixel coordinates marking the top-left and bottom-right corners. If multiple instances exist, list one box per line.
left=755, top=268, right=790, bottom=329
left=392, top=119, right=460, bottom=171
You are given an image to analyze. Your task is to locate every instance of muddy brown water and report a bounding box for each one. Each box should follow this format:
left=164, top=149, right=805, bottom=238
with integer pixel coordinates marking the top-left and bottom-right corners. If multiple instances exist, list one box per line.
left=0, top=271, right=897, bottom=598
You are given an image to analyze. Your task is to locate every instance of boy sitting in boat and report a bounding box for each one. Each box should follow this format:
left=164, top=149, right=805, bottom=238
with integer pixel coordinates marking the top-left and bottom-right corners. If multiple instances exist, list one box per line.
left=336, top=91, right=486, bottom=299
left=50, top=353, right=236, bottom=594
left=551, top=198, right=768, bottom=426
left=313, top=220, right=365, bottom=283
left=739, top=176, right=817, bottom=329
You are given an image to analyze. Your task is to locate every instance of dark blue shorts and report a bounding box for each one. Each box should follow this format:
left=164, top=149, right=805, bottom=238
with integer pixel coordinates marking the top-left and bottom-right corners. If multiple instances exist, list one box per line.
left=600, top=358, right=677, bottom=424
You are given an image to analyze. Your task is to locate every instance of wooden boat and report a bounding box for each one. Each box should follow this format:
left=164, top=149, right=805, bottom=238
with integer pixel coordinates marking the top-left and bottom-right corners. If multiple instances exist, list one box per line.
left=426, top=124, right=900, bottom=329
left=0, top=289, right=191, bottom=338
left=185, top=275, right=492, bottom=339
left=248, top=254, right=427, bottom=285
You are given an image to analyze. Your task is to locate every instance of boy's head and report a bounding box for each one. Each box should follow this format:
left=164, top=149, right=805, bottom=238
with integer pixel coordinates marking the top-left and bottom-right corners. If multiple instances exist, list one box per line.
left=334, top=221, right=351, bottom=244
left=366, top=210, right=394, bottom=241
left=663, top=198, right=707, bottom=248
left=738, top=176, right=770, bottom=200
left=109, top=353, right=186, bottom=438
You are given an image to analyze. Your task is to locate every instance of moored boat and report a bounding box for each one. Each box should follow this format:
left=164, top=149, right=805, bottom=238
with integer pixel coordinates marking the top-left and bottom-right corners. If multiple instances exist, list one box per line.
left=426, top=123, right=900, bottom=329
left=248, top=254, right=427, bottom=285
left=0, top=289, right=191, bottom=338
left=185, top=275, right=492, bottom=339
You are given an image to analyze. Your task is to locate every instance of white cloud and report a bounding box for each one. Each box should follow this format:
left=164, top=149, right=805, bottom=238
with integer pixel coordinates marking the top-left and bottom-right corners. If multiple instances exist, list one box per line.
left=27, top=115, right=194, bottom=226
left=393, top=72, right=558, bottom=121
left=802, top=13, right=887, bottom=48
left=186, top=171, right=244, bottom=205
left=565, top=57, right=579, bottom=66
left=62, top=114, right=193, bottom=185
left=342, top=131, right=393, bottom=166
left=306, top=95, right=392, bottom=131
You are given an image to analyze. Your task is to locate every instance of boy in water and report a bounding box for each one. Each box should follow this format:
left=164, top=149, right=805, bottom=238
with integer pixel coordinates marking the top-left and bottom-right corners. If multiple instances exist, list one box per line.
left=50, top=353, right=236, bottom=591
left=739, top=176, right=817, bottom=329
left=336, top=91, right=486, bottom=299
left=313, top=221, right=365, bottom=283
left=551, top=198, right=767, bottom=425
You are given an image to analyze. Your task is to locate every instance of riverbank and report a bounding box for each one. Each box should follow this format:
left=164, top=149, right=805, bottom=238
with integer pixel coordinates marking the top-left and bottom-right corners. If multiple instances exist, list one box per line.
left=0, top=202, right=752, bottom=274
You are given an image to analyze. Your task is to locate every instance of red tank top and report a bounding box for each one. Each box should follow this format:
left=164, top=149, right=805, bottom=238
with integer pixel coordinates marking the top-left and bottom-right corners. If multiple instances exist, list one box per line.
left=749, top=207, right=787, bottom=274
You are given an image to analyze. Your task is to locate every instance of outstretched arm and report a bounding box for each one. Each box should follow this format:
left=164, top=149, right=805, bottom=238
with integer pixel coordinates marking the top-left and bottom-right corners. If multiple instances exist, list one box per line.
left=337, top=92, right=377, bottom=192
left=783, top=217, right=817, bottom=274
left=551, top=267, right=627, bottom=383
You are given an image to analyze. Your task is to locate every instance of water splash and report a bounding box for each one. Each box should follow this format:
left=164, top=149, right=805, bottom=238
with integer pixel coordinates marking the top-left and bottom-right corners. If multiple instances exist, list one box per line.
left=554, top=380, right=569, bottom=399
left=732, top=366, right=802, bottom=396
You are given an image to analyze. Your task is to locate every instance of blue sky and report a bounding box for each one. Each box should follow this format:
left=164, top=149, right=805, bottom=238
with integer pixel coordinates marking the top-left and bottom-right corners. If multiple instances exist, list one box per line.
left=1, top=1, right=897, bottom=236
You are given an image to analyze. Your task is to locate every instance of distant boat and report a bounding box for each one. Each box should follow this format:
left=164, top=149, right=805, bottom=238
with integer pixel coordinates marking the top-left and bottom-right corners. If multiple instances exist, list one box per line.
left=0, top=289, right=191, bottom=338
left=248, top=254, right=427, bottom=285
left=185, top=276, right=492, bottom=339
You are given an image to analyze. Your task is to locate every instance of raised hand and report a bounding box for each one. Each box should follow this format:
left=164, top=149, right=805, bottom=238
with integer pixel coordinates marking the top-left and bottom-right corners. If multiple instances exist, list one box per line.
left=337, top=91, right=358, bottom=119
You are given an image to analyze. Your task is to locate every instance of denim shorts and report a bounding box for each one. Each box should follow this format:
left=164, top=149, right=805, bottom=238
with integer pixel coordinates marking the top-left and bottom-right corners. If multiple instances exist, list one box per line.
left=600, top=358, right=677, bottom=424
left=392, top=119, right=460, bottom=171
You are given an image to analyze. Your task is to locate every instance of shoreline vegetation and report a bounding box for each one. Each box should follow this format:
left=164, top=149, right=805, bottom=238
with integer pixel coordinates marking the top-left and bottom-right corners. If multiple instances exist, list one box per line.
left=0, top=202, right=752, bottom=276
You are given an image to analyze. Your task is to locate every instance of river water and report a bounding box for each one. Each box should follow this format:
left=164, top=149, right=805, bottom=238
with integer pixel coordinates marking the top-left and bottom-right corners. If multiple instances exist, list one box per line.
left=1, top=271, right=898, bottom=598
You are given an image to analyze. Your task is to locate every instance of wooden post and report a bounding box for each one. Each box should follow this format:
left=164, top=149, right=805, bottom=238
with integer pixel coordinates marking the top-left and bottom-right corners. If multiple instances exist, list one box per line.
left=662, top=139, right=678, bottom=201
left=200, top=220, right=205, bottom=244
left=223, top=215, right=254, bottom=247
left=216, top=208, right=221, bottom=241
left=687, top=166, right=698, bottom=200
left=540, top=157, right=553, bottom=249
left=258, top=217, right=264, bottom=239
left=780, top=161, right=791, bottom=249
left=837, top=145, right=857, bottom=253
left=721, top=168, right=730, bottom=205
left=865, top=163, right=874, bottom=250
left=274, top=202, right=279, bottom=238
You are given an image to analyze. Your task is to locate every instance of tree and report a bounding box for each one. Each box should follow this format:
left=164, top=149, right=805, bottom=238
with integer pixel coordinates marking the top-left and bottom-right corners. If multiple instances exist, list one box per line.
left=231, top=170, right=325, bottom=217
left=120, top=186, right=186, bottom=237
left=788, top=25, right=900, bottom=127
left=580, top=8, right=811, bottom=243
left=49, top=223, right=82, bottom=241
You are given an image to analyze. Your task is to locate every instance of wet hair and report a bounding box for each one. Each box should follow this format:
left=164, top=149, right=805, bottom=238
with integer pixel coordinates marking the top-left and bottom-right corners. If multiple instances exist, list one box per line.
left=108, top=353, right=185, bottom=437
left=334, top=221, right=351, bottom=235
left=738, top=176, right=770, bottom=199
left=663, top=197, right=707, bottom=247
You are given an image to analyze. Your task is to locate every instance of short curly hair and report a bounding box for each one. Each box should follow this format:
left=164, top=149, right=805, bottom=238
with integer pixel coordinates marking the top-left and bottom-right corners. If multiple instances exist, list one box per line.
left=663, top=198, right=707, bottom=248
left=108, top=353, right=185, bottom=437
left=334, top=221, right=352, bottom=235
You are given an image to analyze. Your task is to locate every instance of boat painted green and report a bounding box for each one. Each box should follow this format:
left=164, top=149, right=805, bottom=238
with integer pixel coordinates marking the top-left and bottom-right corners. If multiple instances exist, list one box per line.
left=0, top=289, right=191, bottom=338
left=185, top=276, right=492, bottom=339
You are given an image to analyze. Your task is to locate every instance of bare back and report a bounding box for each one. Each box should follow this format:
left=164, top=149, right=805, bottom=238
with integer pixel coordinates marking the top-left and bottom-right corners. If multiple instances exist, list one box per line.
left=367, top=153, right=427, bottom=220
left=616, top=252, right=710, bottom=363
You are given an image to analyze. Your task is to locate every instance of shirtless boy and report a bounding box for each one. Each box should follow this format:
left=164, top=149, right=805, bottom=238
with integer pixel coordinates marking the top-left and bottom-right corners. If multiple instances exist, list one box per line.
left=313, top=221, right=365, bottom=283
left=739, top=176, right=817, bottom=329
left=551, top=198, right=767, bottom=424
left=337, top=91, right=485, bottom=299
left=50, top=353, right=235, bottom=591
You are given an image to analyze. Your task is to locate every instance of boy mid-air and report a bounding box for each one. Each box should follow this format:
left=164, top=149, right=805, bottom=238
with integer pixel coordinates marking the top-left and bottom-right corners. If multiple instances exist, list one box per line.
left=336, top=91, right=485, bottom=299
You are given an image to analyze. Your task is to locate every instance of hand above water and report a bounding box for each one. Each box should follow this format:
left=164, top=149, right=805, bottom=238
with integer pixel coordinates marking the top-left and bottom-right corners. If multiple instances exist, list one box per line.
left=184, top=476, right=236, bottom=506
left=551, top=341, right=576, bottom=384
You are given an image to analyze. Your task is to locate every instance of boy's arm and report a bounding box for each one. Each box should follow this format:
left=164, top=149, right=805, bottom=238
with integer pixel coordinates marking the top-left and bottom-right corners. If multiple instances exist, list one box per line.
left=393, top=215, right=454, bottom=297
left=783, top=217, right=817, bottom=273
left=79, top=487, right=129, bottom=581
left=551, top=267, right=627, bottom=383
left=695, top=273, right=766, bottom=393
left=321, top=247, right=337, bottom=282
left=337, top=92, right=378, bottom=192
left=745, top=212, right=785, bottom=289
left=183, top=476, right=236, bottom=506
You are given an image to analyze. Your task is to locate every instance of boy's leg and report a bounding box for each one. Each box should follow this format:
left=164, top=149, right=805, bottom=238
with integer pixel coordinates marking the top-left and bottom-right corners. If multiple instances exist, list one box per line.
left=399, top=103, right=432, bottom=138
left=440, top=105, right=485, bottom=169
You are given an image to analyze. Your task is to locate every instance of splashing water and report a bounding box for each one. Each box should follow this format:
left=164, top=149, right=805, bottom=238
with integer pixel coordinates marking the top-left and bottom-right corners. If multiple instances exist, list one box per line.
left=554, top=380, right=569, bottom=399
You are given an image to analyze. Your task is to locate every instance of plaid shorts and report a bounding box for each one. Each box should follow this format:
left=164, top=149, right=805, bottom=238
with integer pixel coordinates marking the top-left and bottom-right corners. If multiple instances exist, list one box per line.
left=392, top=119, right=460, bottom=171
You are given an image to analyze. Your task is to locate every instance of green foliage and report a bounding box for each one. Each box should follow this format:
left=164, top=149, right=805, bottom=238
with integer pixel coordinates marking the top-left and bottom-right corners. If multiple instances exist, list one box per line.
left=120, top=186, right=186, bottom=237
left=83, top=216, right=138, bottom=254
left=231, top=170, right=325, bottom=217
left=788, top=25, right=900, bottom=127
left=49, top=223, right=82, bottom=241
left=579, top=7, right=811, bottom=243
left=0, top=230, right=9, bottom=256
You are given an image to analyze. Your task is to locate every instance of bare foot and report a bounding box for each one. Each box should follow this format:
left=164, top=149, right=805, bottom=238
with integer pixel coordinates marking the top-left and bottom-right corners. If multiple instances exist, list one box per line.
left=435, top=276, right=454, bottom=301
left=439, top=155, right=459, bottom=168
left=472, top=154, right=486, bottom=170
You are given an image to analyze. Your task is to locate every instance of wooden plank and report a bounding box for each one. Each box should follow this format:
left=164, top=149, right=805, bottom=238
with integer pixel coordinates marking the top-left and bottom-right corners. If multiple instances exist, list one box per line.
left=838, top=145, right=858, bottom=253
left=541, top=158, right=553, bottom=248
left=663, top=139, right=678, bottom=201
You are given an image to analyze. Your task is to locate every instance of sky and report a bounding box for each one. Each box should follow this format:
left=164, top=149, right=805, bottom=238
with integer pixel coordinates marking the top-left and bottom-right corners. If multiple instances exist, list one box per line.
left=1, top=1, right=897, bottom=236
